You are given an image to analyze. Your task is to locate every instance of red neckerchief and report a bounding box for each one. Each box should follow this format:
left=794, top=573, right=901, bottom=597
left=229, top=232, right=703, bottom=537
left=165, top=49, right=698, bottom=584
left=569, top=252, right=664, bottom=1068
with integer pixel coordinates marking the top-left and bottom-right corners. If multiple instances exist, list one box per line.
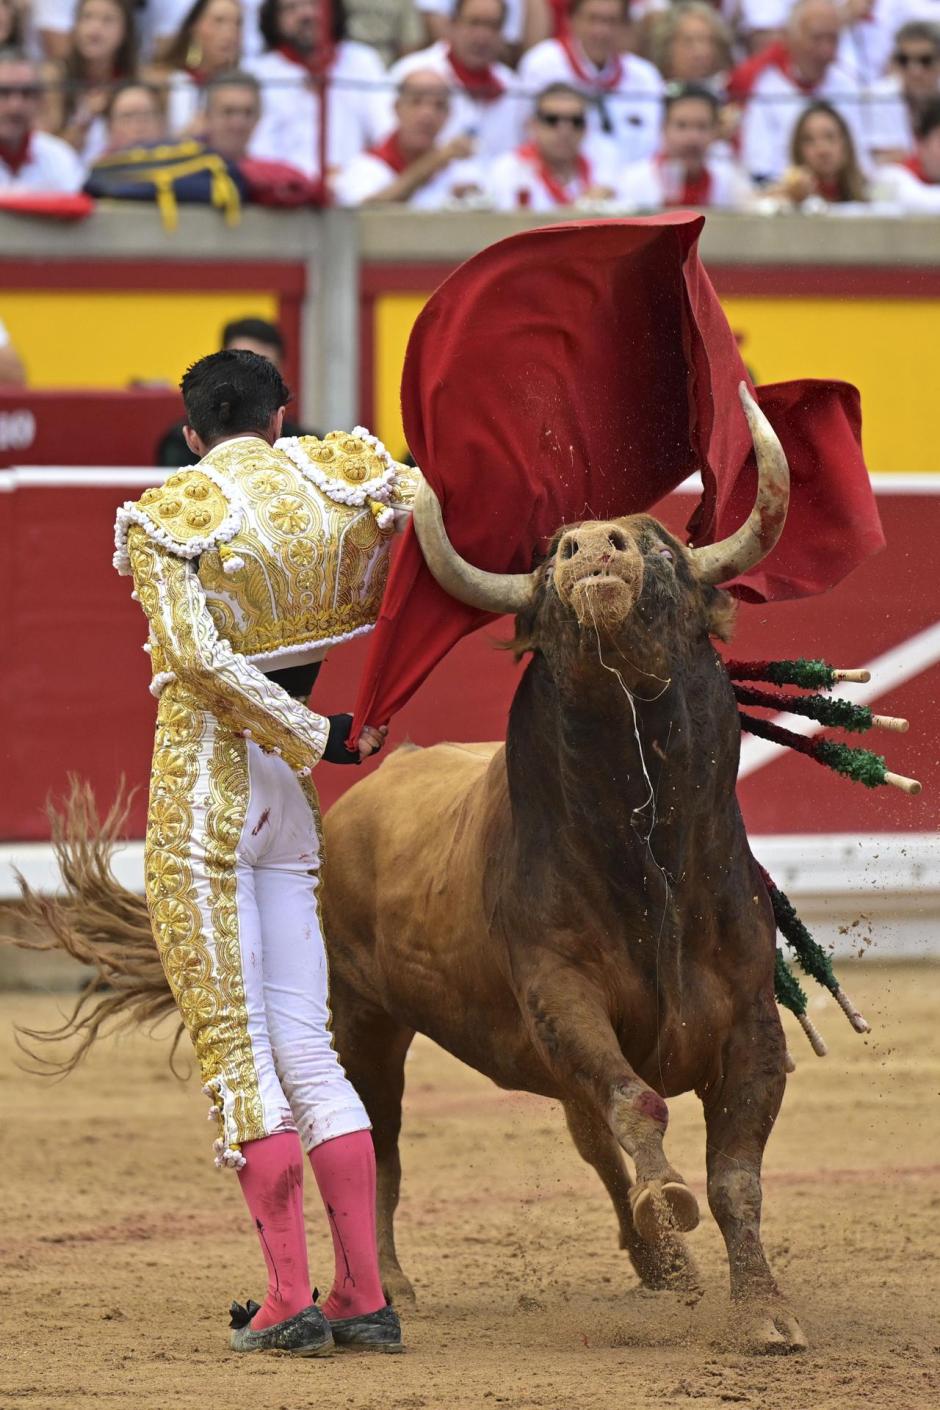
left=367, top=132, right=410, bottom=175
left=559, top=34, right=623, bottom=92
left=816, top=177, right=843, bottom=201
left=548, top=0, right=569, bottom=37
left=446, top=46, right=504, bottom=100
left=277, top=42, right=335, bottom=77
left=0, top=130, right=32, bottom=176
left=518, top=141, right=590, bottom=205
left=903, top=154, right=935, bottom=184
left=727, top=39, right=789, bottom=103
left=183, top=65, right=209, bottom=85
left=655, top=151, right=713, bottom=206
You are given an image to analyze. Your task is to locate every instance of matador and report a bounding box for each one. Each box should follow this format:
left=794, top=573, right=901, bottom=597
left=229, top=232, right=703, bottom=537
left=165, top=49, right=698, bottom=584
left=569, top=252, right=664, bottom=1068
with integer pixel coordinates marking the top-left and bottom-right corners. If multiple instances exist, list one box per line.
left=114, top=350, right=418, bottom=1355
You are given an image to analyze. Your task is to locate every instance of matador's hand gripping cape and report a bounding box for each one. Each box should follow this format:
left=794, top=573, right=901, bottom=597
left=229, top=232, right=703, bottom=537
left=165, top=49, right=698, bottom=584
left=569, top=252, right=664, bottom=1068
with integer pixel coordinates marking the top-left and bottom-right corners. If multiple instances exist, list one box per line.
left=352, top=213, right=884, bottom=734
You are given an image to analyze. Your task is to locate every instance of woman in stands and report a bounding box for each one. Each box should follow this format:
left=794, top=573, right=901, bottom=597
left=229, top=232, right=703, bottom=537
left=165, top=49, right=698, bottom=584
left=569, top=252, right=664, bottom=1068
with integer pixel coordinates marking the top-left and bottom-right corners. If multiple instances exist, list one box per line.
left=650, top=2, right=732, bottom=92
left=149, top=0, right=244, bottom=139
left=771, top=100, right=869, bottom=206
left=40, top=0, right=138, bottom=163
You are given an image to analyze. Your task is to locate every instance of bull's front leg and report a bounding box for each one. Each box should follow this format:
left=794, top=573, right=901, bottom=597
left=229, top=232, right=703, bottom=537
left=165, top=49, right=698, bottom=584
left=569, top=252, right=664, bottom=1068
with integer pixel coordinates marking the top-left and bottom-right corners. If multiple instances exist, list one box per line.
left=520, top=958, right=700, bottom=1243
left=700, top=995, right=808, bottom=1354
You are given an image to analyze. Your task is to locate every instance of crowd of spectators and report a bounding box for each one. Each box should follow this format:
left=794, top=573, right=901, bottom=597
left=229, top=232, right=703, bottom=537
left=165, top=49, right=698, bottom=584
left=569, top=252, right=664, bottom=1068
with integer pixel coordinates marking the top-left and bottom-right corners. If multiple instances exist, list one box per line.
left=0, top=0, right=938, bottom=213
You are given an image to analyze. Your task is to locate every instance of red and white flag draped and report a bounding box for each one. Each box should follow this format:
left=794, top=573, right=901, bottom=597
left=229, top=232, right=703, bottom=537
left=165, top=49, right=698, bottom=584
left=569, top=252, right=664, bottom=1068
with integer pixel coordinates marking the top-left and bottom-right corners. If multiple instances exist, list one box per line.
left=352, top=213, right=884, bottom=733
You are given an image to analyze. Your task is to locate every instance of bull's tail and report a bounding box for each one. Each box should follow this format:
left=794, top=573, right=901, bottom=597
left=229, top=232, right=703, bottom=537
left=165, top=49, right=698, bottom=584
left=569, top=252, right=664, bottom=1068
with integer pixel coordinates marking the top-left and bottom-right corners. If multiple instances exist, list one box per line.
left=4, top=779, right=178, bottom=1077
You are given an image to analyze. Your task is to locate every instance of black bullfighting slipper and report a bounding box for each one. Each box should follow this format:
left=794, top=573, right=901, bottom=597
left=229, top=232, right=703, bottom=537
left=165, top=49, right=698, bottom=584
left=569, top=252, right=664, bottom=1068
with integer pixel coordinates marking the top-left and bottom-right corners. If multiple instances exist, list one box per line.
left=228, top=1299, right=334, bottom=1356
left=327, top=1303, right=403, bottom=1353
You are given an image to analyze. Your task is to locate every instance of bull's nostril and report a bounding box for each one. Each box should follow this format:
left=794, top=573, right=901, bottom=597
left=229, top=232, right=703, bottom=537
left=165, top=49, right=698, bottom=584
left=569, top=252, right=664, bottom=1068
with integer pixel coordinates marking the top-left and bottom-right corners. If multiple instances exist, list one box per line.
left=561, top=539, right=579, bottom=560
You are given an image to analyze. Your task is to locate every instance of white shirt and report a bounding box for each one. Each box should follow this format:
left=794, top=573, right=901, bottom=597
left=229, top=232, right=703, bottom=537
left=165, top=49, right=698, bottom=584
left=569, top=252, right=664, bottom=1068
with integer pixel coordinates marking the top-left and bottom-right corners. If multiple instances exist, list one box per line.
left=414, top=0, right=526, bottom=46
left=0, top=129, right=85, bottom=193
left=517, top=38, right=664, bottom=166
left=739, top=57, right=871, bottom=180
left=247, top=41, right=388, bottom=179
left=165, top=72, right=203, bottom=139
left=865, top=73, right=915, bottom=155
left=334, top=144, right=484, bottom=208
left=485, top=137, right=620, bottom=211
left=617, top=154, right=754, bottom=210
left=385, top=41, right=525, bottom=159
left=836, top=0, right=907, bottom=86
left=874, top=160, right=940, bottom=208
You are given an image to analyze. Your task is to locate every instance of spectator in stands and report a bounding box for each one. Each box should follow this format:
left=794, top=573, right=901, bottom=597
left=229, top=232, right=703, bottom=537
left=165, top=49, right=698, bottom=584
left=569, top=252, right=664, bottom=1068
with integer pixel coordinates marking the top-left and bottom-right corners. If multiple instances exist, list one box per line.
left=650, top=3, right=732, bottom=91
left=201, top=67, right=261, bottom=160
left=519, top=0, right=664, bottom=165
left=200, top=68, right=321, bottom=201
left=342, top=0, right=426, bottom=67
left=415, top=0, right=552, bottom=62
left=148, top=0, right=265, bottom=65
left=248, top=0, right=387, bottom=181
left=0, top=0, right=23, bottom=50
left=387, top=0, right=524, bottom=161
left=868, top=20, right=940, bottom=163
left=104, top=78, right=166, bottom=150
left=768, top=98, right=868, bottom=203
left=40, top=0, right=138, bottom=165
left=335, top=67, right=483, bottom=204
left=619, top=82, right=753, bottom=207
left=149, top=0, right=244, bottom=138
left=0, top=314, right=25, bottom=384
left=731, top=0, right=868, bottom=182
left=874, top=92, right=940, bottom=207
left=156, top=316, right=313, bottom=466
left=485, top=80, right=617, bottom=208
left=0, top=49, right=85, bottom=190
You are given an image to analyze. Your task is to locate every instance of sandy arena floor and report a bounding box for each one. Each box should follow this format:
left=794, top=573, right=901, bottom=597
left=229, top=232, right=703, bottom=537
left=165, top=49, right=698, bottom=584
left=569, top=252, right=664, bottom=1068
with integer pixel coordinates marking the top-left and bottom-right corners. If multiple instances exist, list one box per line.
left=1, top=961, right=938, bottom=1410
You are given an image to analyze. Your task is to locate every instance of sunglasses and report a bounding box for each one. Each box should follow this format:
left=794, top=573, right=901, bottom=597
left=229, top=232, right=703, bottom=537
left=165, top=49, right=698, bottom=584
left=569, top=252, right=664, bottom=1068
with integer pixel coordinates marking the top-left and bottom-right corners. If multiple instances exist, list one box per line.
left=536, top=112, right=586, bottom=130
left=894, top=51, right=938, bottom=67
left=0, top=86, right=41, bottom=98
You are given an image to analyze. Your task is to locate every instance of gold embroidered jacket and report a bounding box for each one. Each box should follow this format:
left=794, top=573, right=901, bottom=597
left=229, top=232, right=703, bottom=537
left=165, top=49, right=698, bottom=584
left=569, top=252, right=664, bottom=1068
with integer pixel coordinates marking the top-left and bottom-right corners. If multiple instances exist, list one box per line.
left=115, top=429, right=419, bottom=773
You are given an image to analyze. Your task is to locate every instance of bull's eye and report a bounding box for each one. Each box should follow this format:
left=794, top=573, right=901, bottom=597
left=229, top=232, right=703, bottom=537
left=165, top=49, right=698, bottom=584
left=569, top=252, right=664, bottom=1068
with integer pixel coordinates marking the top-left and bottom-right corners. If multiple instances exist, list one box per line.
left=657, top=546, right=675, bottom=562
left=560, top=538, right=579, bottom=560
left=607, top=528, right=628, bottom=551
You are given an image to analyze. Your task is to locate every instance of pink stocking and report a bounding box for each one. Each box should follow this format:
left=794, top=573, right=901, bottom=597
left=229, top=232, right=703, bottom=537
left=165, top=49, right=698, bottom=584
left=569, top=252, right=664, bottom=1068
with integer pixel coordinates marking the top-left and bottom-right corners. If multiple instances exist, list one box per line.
left=308, top=1130, right=385, bottom=1320
left=236, top=1131, right=312, bottom=1330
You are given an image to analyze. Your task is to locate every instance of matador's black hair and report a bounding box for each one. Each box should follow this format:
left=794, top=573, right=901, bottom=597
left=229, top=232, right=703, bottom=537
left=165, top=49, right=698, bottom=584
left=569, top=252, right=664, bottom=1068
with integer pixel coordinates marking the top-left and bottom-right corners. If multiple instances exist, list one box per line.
left=180, top=349, right=291, bottom=445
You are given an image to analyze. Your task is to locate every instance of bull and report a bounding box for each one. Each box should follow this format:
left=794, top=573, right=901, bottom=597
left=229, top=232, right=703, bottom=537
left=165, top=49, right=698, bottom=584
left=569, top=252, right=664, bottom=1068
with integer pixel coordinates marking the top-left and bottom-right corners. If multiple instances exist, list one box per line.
left=11, top=386, right=805, bottom=1353
left=317, top=384, right=805, bottom=1352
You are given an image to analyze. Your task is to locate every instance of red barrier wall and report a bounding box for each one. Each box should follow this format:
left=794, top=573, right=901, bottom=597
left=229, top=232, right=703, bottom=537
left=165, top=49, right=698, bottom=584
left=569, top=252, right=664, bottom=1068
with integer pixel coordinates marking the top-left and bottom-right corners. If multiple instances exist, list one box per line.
left=0, top=390, right=183, bottom=469
left=0, top=471, right=935, bottom=841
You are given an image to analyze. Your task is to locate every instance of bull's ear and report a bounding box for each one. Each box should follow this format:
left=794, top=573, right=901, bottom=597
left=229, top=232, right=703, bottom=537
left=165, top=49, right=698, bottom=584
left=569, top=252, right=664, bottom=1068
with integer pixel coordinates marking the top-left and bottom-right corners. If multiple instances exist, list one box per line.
left=705, top=586, right=736, bottom=642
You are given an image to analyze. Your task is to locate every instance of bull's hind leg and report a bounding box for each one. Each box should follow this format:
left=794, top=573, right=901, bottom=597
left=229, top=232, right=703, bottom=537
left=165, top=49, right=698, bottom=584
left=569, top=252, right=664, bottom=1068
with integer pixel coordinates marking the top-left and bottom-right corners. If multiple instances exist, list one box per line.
left=564, top=1100, right=701, bottom=1293
left=700, top=995, right=807, bottom=1354
left=328, top=979, right=417, bottom=1308
left=521, top=960, right=699, bottom=1243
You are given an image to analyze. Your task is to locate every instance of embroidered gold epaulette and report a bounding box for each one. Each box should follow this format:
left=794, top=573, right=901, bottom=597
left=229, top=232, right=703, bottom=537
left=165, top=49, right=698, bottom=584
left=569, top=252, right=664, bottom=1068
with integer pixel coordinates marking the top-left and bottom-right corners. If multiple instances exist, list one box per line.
left=113, top=468, right=244, bottom=575
left=276, top=426, right=411, bottom=530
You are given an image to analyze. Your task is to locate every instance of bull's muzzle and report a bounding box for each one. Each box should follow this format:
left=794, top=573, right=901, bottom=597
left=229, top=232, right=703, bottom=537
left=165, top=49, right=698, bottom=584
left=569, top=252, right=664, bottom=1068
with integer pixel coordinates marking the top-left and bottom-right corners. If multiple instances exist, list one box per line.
left=554, top=523, right=644, bottom=627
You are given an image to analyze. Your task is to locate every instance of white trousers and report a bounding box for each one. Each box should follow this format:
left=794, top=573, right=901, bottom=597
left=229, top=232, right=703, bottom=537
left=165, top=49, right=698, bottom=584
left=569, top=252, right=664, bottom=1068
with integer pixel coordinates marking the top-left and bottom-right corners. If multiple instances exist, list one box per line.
left=230, top=741, right=371, bottom=1158
left=145, top=689, right=369, bottom=1168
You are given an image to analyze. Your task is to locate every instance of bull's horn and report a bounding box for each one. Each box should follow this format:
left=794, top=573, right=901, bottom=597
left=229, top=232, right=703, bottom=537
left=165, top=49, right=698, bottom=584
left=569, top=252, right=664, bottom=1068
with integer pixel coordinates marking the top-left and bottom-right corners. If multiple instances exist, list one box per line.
left=689, top=383, right=790, bottom=586
left=412, top=477, right=536, bottom=614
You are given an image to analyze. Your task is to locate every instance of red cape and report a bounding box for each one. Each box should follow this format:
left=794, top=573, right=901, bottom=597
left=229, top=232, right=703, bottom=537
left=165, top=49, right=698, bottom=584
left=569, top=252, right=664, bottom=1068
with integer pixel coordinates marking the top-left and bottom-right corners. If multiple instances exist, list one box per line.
left=352, top=214, right=883, bottom=731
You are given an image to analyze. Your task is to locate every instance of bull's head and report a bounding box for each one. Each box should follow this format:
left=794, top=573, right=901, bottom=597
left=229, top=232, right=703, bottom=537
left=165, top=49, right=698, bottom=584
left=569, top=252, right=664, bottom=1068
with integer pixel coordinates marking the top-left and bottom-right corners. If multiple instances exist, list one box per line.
left=413, top=385, right=789, bottom=649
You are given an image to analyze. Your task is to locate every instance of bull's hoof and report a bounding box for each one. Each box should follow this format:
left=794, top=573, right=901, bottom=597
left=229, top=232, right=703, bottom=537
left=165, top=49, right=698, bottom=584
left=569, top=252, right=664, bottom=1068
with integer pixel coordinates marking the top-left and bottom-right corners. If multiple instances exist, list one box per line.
left=381, top=1268, right=417, bottom=1310
left=625, top=1231, right=702, bottom=1295
left=630, top=1180, right=700, bottom=1244
left=736, top=1302, right=808, bottom=1355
